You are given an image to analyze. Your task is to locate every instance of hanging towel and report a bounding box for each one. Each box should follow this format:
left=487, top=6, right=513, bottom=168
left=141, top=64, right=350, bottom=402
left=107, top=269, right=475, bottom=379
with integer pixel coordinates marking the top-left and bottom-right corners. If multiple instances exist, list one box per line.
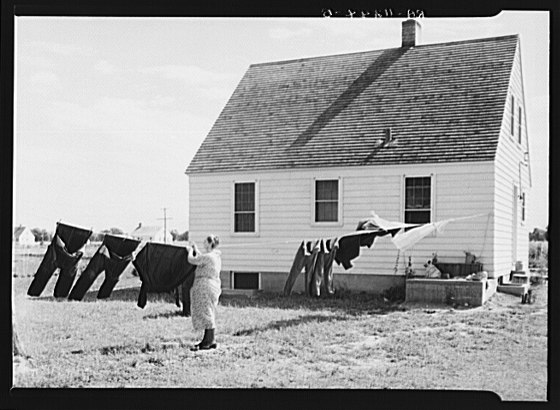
left=392, top=220, right=451, bottom=251
left=357, top=211, right=419, bottom=233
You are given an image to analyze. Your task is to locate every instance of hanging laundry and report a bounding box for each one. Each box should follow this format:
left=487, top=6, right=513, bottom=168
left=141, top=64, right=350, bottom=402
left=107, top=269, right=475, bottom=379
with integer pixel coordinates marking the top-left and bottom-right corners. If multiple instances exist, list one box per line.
left=309, top=240, right=325, bottom=297
left=335, top=231, right=384, bottom=270
left=392, top=220, right=451, bottom=251
left=310, top=237, right=339, bottom=297
left=283, top=240, right=320, bottom=296
left=322, top=237, right=339, bottom=296
left=68, top=234, right=140, bottom=301
left=357, top=211, right=419, bottom=233
left=27, top=222, right=92, bottom=298
left=133, top=242, right=196, bottom=309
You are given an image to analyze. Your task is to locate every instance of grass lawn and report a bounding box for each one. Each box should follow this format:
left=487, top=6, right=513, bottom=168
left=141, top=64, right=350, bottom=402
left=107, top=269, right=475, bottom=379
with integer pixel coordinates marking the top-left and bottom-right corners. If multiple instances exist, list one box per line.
left=11, top=249, right=548, bottom=401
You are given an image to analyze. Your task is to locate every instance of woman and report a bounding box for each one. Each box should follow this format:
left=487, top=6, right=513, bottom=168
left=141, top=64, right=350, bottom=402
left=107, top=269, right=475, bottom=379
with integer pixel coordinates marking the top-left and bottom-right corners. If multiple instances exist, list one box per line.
left=187, top=235, right=222, bottom=351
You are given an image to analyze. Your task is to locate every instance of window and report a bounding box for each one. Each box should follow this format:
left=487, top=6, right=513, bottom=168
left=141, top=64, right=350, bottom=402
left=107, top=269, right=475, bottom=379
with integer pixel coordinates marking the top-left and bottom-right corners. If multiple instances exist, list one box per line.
left=405, top=176, right=431, bottom=224
left=521, top=192, right=526, bottom=223
left=518, top=106, right=522, bottom=144
left=510, top=95, right=515, bottom=136
left=234, top=182, right=255, bottom=232
left=315, top=179, right=339, bottom=222
left=232, top=272, right=260, bottom=290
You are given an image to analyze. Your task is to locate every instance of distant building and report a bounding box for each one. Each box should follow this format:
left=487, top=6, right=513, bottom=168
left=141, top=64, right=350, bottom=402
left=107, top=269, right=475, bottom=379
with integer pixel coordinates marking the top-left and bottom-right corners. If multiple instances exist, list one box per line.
left=13, top=226, right=35, bottom=246
left=130, top=223, right=173, bottom=243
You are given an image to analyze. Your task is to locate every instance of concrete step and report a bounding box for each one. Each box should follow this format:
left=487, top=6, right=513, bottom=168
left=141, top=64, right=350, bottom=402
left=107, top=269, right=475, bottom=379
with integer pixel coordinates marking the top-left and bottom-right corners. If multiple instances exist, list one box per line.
left=497, top=283, right=529, bottom=296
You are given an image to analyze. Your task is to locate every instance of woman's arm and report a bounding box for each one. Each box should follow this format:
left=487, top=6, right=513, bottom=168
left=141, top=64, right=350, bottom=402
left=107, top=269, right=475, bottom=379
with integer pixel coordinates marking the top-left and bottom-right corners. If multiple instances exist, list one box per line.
left=187, top=245, right=203, bottom=265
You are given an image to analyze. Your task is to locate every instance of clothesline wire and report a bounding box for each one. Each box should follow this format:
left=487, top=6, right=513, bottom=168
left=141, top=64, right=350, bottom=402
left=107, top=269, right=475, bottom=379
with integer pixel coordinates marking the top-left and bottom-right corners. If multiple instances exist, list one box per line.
left=57, top=212, right=492, bottom=252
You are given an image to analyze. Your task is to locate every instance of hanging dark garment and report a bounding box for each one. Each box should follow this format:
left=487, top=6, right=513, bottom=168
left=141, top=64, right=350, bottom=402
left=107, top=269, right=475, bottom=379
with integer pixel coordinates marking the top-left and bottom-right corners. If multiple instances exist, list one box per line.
left=132, top=242, right=196, bottom=309
left=309, top=237, right=340, bottom=297
left=283, top=240, right=320, bottom=296
left=68, top=234, right=140, bottom=301
left=335, top=228, right=403, bottom=270
left=334, top=231, right=379, bottom=270
left=310, top=240, right=326, bottom=297
left=27, top=222, right=92, bottom=297
left=322, top=237, right=339, bottom=296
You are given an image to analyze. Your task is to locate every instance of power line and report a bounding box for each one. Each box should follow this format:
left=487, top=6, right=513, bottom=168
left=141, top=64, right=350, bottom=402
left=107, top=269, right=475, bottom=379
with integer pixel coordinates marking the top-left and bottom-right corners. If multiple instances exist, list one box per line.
left=157, top=207, right=173, bottom=243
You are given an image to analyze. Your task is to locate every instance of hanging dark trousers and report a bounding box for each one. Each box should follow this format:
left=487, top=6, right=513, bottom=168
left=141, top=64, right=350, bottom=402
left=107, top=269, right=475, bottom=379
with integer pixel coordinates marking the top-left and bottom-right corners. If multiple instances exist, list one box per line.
left=283, top=240, right=320, bottom=296
left=310, top=240, right=325, bottom=297
left=132, top=242, right=196, bottom=309
left=311, top=237, right=339, bottom=297
left=309, top=238, right=339, bottom=297
left=68, top=234, right=140, bottom=301
left=322, top=238, right=339, bottom=296
left=27, top=222, right=92, bottom=298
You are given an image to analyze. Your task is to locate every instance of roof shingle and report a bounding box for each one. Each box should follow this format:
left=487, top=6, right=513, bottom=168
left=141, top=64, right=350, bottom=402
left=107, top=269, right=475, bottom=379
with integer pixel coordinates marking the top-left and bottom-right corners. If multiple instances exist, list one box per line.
left=186, top=35, right=518, bottom=174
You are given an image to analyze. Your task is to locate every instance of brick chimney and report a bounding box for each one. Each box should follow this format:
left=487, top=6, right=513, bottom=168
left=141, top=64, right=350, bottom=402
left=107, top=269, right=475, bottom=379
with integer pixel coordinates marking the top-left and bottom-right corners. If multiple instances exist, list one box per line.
left=402, top=19, right=421, bottom=47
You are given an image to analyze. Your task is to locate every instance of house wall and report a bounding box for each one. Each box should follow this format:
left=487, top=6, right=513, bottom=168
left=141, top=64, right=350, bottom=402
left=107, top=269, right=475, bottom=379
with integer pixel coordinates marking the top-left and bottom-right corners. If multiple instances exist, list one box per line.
left=494, top=41, right=531, bottom=277
left=188, top=161, right=495, bottom=294
left=17, top=228, right=36, bottom=246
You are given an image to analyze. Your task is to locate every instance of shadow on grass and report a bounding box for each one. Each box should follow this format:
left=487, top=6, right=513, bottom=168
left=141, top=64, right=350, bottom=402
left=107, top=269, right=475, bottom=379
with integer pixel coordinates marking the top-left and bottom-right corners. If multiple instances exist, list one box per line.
left=27, top=287, right=407, bottom=317
left=143, top=310, right=186, bottom=320
left=233, top=314, right=349, bottom=336
left=220, top=290, right=406, bottom=316
left=28, top=286, right=181, bottom=306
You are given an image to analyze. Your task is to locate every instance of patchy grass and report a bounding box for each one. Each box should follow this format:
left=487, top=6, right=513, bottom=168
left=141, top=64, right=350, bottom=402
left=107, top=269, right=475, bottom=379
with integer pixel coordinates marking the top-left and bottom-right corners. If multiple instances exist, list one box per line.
left=11, top=251, right=547, bottom=400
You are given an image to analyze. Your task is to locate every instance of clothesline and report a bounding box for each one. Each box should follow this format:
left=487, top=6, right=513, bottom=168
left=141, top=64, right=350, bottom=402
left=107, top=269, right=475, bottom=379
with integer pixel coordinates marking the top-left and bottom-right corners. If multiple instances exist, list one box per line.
left=55, top=211, right=492, bottom=252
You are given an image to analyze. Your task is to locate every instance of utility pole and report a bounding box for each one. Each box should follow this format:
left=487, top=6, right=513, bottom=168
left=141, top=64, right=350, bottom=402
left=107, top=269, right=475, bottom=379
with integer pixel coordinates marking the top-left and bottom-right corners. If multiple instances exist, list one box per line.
left=157, top=207, right=173, bottom=243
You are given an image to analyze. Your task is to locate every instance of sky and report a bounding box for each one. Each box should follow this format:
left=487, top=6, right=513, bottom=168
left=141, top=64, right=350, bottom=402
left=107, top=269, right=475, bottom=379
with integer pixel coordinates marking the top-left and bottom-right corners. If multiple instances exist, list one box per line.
left=13, top=11, right=549, bottom=235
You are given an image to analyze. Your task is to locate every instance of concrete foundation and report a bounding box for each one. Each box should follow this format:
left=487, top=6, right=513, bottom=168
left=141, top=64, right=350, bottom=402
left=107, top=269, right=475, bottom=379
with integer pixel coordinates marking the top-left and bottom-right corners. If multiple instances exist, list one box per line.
left=405, top=278, right=497, bottom=307
left=220, top=270, right=404, bottom=294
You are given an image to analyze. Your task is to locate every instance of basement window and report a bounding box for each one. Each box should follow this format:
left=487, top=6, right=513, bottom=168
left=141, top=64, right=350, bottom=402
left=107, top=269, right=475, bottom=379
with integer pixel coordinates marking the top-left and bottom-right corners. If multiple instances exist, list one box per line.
left=232, top=272, right=260, bottom=290
left=404, top=176, right=432, bottom=224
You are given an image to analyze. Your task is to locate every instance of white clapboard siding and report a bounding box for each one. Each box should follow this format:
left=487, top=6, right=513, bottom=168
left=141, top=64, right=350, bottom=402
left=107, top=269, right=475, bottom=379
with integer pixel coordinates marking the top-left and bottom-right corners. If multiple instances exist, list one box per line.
left=188, top=160, right=496, bottom=277
left=494, top=41, right=531, bottom=275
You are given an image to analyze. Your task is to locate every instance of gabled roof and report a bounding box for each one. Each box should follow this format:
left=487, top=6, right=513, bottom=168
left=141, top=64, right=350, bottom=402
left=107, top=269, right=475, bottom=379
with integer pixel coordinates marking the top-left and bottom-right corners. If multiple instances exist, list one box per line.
left=13, top=226, right=29, bottom=239
left=186, top=35, right=518, bottom=174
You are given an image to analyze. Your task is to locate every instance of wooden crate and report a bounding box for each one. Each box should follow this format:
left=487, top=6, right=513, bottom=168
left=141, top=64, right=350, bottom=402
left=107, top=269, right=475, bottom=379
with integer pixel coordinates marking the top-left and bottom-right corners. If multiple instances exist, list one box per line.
left=434, top=262, right=483, bottom=278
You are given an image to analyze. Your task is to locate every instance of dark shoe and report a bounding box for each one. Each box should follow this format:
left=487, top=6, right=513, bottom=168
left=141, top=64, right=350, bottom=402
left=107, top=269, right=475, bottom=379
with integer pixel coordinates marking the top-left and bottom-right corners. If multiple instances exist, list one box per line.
left=199, top=342, right=217, bottom=350
left=190, top=342, right=217, bottom=351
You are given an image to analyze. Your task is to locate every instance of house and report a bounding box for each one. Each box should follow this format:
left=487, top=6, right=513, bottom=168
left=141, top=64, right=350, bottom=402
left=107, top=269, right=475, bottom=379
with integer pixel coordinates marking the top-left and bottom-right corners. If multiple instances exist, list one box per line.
left=13, top=226, right=35, bottom=246
left=185, top=20, right=531, bottom=294
left=130, top=223, right=173, bottom=244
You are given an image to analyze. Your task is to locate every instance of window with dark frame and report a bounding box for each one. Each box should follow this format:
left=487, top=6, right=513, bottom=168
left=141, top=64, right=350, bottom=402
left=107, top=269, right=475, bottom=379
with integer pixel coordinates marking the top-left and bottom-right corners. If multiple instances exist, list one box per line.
left=521, top=192, right=526, bottom=222
left=518, top=106, right=522, bottom=144
left=510, top=95, right=515, bottom=136
left=234, top=182, right=255, bottom=232
left=405, top=176, right=431, bottom=224
left=315, top=180, right=338, bottom=222
left=233, top=272, right=260, bottom=290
